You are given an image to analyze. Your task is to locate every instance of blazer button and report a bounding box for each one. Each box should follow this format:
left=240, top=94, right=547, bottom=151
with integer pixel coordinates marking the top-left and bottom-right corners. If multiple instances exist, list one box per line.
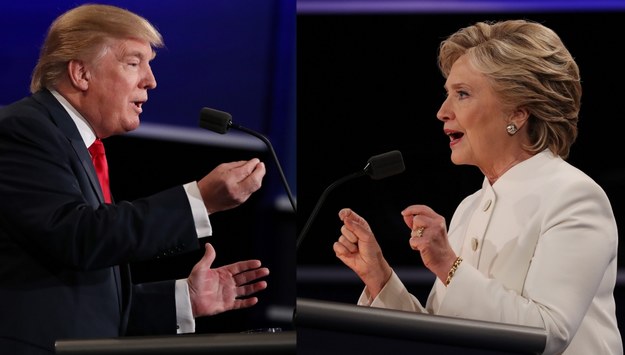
left=471, top=238, right=479, bottom=251
left=482, top=199, right=492, bottom=211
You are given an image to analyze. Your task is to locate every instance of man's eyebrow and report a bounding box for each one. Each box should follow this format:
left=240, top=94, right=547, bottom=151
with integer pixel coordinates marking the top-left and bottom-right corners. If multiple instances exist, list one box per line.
left=121, top=50, right=157, bottom=61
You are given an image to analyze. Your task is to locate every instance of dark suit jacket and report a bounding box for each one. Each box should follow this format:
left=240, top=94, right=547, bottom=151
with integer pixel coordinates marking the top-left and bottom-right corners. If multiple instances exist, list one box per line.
left=0, top=90, right=200, bottom=354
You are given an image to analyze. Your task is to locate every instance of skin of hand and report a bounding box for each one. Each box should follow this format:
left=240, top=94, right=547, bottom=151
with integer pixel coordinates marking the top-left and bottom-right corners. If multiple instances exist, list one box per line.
left=333, top=208, right=392, bottom=299
left=187, top=243, right=269, bottom=317
left=198, top=158, right=266, bottom=214
left=401, top=205, right=457, bottom=283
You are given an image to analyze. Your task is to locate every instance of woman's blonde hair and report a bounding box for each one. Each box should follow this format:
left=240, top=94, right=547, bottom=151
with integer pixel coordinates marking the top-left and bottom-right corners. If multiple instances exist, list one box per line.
left=30, top=4, right=164, bottom=93
left=438, top=19, right=581, bottom=159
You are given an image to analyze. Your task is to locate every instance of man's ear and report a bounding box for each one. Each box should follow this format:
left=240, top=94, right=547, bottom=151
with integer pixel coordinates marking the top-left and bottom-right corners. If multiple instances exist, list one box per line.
left=67, top=59, right=90, bottom=91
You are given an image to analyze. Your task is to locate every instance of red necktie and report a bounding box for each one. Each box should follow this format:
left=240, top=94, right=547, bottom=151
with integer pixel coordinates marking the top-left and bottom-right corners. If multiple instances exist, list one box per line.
left=88, top=138, right=112, bottom=203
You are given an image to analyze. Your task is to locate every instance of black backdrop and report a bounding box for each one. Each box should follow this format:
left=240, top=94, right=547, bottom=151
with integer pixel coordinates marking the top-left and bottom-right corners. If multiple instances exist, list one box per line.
left=297, top=11, right=625, bottom=269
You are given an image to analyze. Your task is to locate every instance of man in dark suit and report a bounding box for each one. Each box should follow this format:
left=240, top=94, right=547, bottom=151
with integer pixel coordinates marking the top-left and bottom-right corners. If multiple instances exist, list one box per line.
left=0, top=4, right=269, bottom=354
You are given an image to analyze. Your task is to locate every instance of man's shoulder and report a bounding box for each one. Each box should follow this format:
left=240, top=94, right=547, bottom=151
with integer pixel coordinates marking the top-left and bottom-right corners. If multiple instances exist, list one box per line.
left=0, top=92, right=62, bottom=140
left=0, top=92, right=50, bottom=119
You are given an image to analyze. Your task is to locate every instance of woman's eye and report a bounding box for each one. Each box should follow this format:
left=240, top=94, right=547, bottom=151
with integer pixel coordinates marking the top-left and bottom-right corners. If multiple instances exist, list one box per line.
left=457, top=90, right=469, bottom=99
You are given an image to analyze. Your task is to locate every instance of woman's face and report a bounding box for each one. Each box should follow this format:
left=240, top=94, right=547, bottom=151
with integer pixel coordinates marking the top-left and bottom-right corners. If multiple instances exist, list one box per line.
left=436, top=54, right=513, bottom=170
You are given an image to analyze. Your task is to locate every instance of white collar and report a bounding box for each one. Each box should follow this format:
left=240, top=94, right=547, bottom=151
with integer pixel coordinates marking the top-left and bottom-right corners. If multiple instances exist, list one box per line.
left=49, top=89, right=97, bottom=147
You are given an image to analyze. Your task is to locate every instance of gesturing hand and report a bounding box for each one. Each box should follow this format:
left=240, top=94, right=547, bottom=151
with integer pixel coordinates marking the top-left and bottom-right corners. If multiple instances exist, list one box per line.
left=198, top=158, right=266, bottom=214
left=333, top=208, right=392, bottom=299
left=401, top=204, right=456, bottom=283
left=187, top=243, right=269, bottom=317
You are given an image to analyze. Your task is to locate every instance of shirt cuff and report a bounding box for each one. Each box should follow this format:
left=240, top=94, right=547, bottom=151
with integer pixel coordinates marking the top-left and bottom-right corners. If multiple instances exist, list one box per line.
left=175, top=278, right=195, bottom=334
left=183, top=182, right=212, bottom=238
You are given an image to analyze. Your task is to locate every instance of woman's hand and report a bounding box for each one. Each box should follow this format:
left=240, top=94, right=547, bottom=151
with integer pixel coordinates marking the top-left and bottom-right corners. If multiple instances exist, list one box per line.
left=402, top=205, right=457, bottom=283
left=334, top=208, right=392, bottom=298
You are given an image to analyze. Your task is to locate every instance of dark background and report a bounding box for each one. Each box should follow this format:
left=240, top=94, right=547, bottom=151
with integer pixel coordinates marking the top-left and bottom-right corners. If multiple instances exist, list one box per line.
left=296, top=6, right=625, bottom=339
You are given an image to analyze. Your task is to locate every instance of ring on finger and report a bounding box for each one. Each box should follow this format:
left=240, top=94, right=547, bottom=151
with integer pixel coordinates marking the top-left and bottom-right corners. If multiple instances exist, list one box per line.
left=414, top=226, right=425, bottom=238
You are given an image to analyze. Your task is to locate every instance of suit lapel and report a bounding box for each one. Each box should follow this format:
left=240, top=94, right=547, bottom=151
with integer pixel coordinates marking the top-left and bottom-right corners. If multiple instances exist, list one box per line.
left=31, top=90, right=105, bottom=204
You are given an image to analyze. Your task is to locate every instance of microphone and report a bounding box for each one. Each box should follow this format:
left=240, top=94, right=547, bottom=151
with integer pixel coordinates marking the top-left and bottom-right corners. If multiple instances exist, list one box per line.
left=296, top=150, right=405, bottom=251
left=199, top=107, right=297, bottom=212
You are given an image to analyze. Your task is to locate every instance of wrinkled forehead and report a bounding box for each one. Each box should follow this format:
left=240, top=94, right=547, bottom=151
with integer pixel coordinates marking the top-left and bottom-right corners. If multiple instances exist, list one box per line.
left=97, top=37, right=157, bottom=61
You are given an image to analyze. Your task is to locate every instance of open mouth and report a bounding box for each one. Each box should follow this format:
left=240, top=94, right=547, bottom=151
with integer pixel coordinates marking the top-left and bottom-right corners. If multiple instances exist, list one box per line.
left=446, top=130, right=464, bottom=144
left=131, top=100, right=146, bottom=113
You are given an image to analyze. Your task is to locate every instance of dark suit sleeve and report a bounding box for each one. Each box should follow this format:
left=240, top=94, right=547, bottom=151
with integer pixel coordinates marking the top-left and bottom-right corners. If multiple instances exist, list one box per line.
left=126, top=280, right=178, bottom=335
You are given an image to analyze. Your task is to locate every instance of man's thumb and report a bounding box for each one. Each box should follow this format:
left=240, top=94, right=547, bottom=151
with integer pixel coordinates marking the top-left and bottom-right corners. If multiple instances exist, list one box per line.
left=201, top=242, right=216, bottom=266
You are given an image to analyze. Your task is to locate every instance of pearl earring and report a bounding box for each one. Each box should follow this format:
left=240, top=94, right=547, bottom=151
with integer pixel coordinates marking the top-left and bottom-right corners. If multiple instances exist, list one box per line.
left=506, top=123, right=518, bottom=135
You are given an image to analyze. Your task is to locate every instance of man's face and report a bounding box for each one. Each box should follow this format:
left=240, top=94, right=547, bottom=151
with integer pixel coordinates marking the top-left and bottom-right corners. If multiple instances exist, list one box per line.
left=81, top=38, right=156, bottom=138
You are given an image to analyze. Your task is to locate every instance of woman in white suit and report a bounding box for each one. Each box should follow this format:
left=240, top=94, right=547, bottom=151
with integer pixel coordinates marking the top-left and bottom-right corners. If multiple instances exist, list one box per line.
left=334, top=19, right=621, bottom=355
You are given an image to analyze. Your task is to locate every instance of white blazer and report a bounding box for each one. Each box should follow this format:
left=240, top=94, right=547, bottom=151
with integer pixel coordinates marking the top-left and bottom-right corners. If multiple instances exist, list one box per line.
left=359, top=150, right=622, bottom=355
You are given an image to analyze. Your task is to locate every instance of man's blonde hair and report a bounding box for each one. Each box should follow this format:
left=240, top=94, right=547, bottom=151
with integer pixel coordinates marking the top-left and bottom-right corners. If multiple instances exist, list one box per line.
left=30, top=4, right=164, bottom=93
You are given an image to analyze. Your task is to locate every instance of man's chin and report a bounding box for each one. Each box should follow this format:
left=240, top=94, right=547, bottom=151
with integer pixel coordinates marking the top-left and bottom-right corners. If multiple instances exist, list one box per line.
left=122, top=118, right=141, bottom=133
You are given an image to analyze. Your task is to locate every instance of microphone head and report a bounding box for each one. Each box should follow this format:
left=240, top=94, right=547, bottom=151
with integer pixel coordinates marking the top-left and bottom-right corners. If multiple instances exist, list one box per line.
left=199, top=107, right=232, bottom=134
left=364, top=150, right=405, bottom=180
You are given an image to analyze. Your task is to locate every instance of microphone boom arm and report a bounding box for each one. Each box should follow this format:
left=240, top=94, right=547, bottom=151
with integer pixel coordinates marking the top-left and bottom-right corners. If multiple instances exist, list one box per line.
left=231, top=123, right=297, bottom=213
left=296, top=150, right=405, bottom=252
left=296, top=170, right=365, bottom=251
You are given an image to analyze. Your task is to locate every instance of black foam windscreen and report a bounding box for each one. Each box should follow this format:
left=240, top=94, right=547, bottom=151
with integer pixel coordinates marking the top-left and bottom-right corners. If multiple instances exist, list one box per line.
left=199, top=107, right=232, bottom=134
left=364, top=150, right=405, bottom=180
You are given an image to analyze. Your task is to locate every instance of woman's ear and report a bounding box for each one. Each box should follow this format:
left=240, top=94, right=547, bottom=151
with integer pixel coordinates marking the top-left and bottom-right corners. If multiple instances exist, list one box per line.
left=509, top=107, right=530, bottom=131
left=67, top=59, right=90, bottom=91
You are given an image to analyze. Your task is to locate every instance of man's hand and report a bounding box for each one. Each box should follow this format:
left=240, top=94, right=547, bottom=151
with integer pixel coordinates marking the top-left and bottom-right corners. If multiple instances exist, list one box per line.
left=187, top=243, right=269, bottom=317
left=198, top=159, right=266, bottom=214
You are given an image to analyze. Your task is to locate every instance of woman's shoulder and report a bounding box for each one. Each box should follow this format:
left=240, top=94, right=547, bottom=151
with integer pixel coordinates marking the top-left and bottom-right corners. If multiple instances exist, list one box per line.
left=546, top=155, right=606, bottom=192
